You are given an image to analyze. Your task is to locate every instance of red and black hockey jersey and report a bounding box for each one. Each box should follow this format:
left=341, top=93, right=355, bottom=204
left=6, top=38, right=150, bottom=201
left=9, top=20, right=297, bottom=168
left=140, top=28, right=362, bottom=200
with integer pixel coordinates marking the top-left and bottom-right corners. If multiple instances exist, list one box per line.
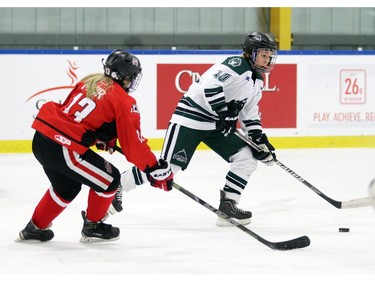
left=32, top=80, right=157, bottom=171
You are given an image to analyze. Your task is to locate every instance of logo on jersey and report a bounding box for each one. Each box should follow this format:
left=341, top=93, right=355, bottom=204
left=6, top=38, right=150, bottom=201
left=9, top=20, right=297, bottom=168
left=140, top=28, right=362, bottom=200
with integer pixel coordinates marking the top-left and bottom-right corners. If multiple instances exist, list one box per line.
left=54, top=135, right=71, bottom=146
left=228, top=58, right=242, bottom=67
left=130, top=103, right=140, bottom=113
left=104, top=160, right=113, bottom=174
left=172, top=149, right=188, bottom=164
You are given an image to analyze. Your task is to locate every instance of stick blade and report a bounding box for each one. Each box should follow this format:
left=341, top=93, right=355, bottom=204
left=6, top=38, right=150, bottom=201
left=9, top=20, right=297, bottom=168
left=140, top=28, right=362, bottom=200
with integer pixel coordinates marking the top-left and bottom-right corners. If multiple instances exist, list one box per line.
left=269, top=235, right=311, bottom=251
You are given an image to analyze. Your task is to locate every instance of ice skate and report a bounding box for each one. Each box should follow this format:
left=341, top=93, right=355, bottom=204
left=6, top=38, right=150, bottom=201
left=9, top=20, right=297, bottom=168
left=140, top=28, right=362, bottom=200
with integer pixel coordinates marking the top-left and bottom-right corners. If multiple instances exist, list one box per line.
left=107, top=185, right=123, bottom=215
left=18, top=220, right=54, bottom=242
left=216, top=190, right=252, bottom=226
left=80, top=211, right=120, bottom=243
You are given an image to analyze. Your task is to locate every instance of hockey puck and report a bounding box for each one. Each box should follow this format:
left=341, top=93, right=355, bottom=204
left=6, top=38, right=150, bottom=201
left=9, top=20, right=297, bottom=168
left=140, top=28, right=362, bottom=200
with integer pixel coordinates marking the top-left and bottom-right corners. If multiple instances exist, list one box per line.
left=339, top=227, right=350, bottom=232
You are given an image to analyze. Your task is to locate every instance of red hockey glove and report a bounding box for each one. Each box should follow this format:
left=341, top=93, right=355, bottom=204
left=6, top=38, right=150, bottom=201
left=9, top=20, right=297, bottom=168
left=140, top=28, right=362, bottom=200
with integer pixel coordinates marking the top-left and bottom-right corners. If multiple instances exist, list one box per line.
left=95, top=139, right=117, bottom=154
left=144, top=159, right=174, bottom=191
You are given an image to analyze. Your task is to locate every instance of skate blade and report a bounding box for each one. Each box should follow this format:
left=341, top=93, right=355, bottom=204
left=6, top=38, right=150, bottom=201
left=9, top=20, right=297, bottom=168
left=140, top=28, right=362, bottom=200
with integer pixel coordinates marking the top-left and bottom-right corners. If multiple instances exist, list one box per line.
left=216, top=216, right=251, bottom=227
left=14, top=235, right=47, bottom=243
left=80, top=235, right=120, bottom=243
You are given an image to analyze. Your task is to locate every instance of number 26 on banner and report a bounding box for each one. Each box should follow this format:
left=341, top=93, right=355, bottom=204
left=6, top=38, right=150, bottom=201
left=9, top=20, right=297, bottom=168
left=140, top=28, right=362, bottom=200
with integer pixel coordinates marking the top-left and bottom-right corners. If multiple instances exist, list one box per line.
left=340, top=69, right=366, bottom=104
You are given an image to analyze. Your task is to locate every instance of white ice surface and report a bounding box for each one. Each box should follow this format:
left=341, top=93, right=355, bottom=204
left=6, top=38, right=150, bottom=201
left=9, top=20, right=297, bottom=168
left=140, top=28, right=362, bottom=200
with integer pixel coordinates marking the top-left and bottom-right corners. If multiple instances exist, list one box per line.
left=1, top=148, right=375, bottom=280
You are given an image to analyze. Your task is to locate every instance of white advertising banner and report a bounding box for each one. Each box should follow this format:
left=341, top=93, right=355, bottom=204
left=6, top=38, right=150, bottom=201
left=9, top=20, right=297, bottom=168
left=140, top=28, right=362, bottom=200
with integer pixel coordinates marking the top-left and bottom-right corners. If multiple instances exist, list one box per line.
left=292, top=55, right=375, bottom=136
left=0, top=51, right=374, bottom=141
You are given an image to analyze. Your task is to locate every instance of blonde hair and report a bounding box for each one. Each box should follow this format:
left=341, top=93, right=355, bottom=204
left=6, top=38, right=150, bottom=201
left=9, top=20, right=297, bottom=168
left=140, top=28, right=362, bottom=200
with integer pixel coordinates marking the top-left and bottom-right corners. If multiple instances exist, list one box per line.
left=80, top=73, right=114, bottom=99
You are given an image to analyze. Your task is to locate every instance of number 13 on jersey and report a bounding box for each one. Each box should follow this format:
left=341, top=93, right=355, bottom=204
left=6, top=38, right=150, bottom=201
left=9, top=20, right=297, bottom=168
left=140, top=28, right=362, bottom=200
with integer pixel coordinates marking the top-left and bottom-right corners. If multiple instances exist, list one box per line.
left=63, top=92, right=97, bottom=122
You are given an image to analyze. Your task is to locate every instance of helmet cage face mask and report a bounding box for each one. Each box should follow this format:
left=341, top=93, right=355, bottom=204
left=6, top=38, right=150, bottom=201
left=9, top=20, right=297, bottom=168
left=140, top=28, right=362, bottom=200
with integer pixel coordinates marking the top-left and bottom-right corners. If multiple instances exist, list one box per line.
left=125, top=72, right=143, bottom=93
left=242, top=32, right=278, bottom=73
left=250, top=48, right=278, bottom=73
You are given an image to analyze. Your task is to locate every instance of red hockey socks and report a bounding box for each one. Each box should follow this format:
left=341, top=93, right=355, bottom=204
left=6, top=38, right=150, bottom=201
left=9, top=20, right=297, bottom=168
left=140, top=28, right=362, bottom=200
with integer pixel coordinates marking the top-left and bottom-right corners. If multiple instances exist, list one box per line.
left=86, top=189, right=116, bottom=222
left=31, top=187, right=70, bottom=229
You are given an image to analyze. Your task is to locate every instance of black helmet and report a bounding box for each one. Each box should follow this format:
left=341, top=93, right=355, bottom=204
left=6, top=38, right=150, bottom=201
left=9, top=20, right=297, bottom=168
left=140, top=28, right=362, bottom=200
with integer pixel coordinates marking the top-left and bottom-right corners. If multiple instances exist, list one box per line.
left=242, top=32, right=278, bottom=73
left=103, top=49, right=142, bottom=92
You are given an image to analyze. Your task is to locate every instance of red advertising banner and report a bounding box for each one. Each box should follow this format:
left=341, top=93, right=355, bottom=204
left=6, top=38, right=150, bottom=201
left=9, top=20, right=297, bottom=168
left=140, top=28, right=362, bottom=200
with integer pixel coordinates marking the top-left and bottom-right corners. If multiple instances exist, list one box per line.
left=157, top=63, right=296, bottom=129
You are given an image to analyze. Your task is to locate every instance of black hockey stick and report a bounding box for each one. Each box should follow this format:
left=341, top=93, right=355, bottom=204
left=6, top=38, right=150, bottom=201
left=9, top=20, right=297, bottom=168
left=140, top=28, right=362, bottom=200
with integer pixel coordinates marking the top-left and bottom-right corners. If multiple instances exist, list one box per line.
left=235, top=130, right=375, bottom=209
left=172, top=182, right=310, bottom=251
left=113, top=145, right=310, bottom=250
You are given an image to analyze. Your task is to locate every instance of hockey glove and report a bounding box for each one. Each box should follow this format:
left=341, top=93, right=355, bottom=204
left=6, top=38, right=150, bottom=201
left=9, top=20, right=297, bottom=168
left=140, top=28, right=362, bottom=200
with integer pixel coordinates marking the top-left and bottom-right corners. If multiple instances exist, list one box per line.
left=216, top=111, right=238, bottom=137
left=249, top=132, right=276, bottom=166
left=144, top=159, right=174, bottom=191
left=95, top=139, right=117, bottom=154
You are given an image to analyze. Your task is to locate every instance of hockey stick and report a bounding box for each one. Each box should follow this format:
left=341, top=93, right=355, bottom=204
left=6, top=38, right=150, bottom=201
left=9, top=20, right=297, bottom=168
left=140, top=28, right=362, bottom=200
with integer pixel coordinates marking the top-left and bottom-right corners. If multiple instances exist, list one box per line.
left=113, top=145, right=310, bottom=250
left=172, top=182, right=310, bottom=251
left=235, top=130, right=375, bottom=209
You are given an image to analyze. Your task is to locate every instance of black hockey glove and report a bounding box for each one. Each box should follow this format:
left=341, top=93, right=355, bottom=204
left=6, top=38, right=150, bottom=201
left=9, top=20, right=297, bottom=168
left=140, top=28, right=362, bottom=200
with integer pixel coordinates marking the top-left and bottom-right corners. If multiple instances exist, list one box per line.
left=144, top=159, right=174, bottom=191
left=95, top=139, right=117, bottom=154
left=249, top=132, right=276, bottom=166
left=216, top=111, right=238, bottom=137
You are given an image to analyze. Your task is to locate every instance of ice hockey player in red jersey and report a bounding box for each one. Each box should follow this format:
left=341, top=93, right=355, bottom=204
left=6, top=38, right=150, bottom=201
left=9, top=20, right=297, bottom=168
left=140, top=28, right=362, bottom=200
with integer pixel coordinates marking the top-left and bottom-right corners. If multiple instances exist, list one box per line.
left=18, top=49, right=173, bottom=243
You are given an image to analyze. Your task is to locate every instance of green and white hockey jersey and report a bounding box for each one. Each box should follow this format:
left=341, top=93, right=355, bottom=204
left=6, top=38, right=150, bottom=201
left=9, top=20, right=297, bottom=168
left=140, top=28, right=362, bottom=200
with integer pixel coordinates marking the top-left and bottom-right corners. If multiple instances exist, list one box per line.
left=170, top=55, right=264, bottom=135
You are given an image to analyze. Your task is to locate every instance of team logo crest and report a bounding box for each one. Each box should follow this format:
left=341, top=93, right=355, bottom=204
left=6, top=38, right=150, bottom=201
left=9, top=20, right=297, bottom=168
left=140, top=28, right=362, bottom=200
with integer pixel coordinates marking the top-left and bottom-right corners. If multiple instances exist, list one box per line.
left=172, top=149, right=188, bottom=163
left=130, top=103, right=140, bottom=113
left=228, top=58, right=242, bottom=67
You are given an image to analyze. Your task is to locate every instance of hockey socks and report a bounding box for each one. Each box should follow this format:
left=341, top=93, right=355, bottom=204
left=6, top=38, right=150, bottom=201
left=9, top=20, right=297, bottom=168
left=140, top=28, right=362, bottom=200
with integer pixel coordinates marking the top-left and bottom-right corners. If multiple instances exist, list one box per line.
left=86, top=189, right=116, bottom=222
left=31, top=186, right=70, bottom=229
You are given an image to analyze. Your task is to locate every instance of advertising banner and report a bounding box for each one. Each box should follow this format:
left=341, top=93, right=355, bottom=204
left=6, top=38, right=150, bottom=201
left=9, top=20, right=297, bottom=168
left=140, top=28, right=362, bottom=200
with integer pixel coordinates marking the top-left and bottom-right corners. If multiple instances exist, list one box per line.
left=0, top=51, right=374, bottom=144
left=156, top=63, right=297, bottom=130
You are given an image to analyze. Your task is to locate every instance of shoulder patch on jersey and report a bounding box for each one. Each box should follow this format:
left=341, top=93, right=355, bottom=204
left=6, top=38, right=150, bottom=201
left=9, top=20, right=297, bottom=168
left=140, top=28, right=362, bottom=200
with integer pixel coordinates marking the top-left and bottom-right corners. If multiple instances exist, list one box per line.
left=222, top=56, right=250, bottom=75
left=131, top=103, right=140, bottom=113
left=227, top=57, right=242, bottom=67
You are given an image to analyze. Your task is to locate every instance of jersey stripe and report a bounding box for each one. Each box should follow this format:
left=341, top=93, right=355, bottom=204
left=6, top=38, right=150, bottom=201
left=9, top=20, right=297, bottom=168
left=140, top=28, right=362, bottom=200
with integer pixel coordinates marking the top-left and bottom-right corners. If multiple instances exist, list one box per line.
left=62, top=147, right=113, bottom=190
left=204, top=86, right=226, bottom=111
left=49, top=185, right=70, bottom=207
left=174, top=97, right=218, bottom=123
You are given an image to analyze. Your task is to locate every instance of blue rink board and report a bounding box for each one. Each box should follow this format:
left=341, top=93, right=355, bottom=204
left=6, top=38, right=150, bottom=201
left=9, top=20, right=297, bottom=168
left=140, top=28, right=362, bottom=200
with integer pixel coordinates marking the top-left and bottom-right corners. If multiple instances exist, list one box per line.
left=1, top=49, right=375, bottom=55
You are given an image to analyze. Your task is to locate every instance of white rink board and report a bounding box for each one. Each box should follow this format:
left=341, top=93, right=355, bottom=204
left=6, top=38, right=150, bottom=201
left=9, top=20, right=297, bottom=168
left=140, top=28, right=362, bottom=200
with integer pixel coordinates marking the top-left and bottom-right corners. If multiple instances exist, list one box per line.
left=0, top=50, right=374, bottom=140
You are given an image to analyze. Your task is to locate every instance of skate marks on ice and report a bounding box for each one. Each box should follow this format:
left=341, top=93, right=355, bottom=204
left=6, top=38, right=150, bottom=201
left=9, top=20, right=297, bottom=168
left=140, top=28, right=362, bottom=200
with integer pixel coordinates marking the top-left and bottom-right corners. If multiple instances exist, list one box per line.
left=0, top=149, right=375, bottom=277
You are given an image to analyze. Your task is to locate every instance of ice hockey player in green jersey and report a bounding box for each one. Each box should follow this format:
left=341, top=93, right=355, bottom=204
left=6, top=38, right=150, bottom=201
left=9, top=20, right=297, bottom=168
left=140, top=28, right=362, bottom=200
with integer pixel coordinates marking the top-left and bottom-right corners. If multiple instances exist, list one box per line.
left=110, top=32, right=278, bottom=226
